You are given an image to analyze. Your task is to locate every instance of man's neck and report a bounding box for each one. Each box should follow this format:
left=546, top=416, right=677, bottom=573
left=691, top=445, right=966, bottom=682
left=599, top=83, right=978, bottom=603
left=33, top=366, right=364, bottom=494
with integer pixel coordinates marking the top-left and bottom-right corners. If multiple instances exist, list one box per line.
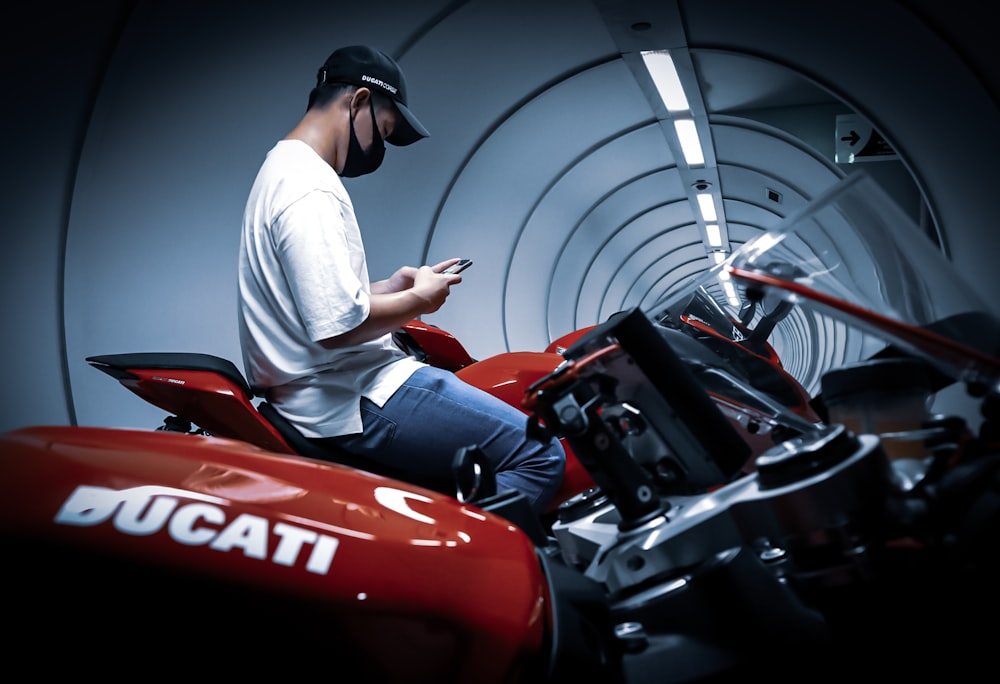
left=285, top=108, right=341, bottom=169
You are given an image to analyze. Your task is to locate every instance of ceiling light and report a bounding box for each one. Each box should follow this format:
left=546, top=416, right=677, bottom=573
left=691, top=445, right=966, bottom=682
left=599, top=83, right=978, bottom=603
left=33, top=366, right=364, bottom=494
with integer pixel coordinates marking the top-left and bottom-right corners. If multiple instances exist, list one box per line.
left=696, top=193, right=717, bottom=222
left=640, top=49, right=689, bottom=113
left=723, top=281, right=740, bottom=307
left=673, top=119, right=705, bottom=167
left=705, top=223, right=722, bottom=247
left=716, top=252, right=731, bottom=281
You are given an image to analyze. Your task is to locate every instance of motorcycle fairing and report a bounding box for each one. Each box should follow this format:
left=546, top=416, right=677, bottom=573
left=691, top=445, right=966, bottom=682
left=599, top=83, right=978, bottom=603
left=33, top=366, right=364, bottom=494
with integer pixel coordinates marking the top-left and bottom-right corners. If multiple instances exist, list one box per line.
left=88, top=352, right=295, bottom=453
left=0, top=425, right=548, bottom=682
left=394, top=319, right=478, bottom=370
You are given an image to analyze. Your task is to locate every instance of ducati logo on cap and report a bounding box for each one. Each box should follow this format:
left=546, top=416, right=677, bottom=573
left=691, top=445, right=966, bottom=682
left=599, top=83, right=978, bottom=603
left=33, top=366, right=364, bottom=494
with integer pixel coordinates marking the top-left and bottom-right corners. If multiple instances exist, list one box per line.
left=361, top=74, right=397, bottom=96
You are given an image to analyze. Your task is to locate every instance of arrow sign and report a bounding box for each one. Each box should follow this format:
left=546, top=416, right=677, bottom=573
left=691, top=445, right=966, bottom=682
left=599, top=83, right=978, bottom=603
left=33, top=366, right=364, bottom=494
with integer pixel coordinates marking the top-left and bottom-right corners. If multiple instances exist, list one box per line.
left=835, top=113, right=899, bottom=163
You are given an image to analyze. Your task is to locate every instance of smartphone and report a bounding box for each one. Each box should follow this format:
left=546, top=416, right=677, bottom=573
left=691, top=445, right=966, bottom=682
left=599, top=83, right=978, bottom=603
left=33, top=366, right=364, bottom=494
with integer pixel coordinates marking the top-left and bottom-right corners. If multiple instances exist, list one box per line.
left=443, top=259, right=473, bottom=275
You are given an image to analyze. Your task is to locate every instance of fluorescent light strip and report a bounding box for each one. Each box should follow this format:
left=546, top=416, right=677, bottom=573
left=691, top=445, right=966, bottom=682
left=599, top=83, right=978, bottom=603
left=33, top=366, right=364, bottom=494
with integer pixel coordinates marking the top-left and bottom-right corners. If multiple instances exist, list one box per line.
left=696, top=193, right=717, bottom=222
left=711, top=251, right=729, bottom=279
left=723, top=281, right=739, bottom=306
left=673, top=119, right=705, bottom=167
left=641, top=50, right=689, bottom=113
left=705, top=223, right=722, bottom=247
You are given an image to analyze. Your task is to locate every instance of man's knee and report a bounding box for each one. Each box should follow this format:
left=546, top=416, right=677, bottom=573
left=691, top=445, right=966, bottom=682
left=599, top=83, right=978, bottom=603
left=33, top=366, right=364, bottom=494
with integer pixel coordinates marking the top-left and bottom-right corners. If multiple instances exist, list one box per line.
left=541, top=439, right=567, bottom=477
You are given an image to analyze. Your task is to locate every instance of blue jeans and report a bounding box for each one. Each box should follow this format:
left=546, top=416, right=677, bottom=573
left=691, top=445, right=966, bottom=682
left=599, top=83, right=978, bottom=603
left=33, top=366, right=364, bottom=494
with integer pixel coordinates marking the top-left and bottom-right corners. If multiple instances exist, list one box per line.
left=314, top=366, right=565, bottom=513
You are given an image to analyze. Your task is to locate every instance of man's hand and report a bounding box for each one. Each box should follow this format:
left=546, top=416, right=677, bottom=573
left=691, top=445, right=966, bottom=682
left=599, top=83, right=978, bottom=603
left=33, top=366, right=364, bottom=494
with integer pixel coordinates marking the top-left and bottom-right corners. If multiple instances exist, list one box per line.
left=377, top=265, right=418, bottom=294
left=411, top=265, right=462, bottom=314
left=376, top=258, right=464, bottom=294
left=323, top=263, right=463, bottom=349
left=432, top=257, right=464, bottom=274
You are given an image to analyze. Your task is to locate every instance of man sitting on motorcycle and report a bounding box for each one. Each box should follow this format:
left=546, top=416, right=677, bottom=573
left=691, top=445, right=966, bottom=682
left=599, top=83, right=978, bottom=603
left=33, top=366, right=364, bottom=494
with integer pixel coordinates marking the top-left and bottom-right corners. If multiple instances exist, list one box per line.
left=236, top=45, right=565, bottom=513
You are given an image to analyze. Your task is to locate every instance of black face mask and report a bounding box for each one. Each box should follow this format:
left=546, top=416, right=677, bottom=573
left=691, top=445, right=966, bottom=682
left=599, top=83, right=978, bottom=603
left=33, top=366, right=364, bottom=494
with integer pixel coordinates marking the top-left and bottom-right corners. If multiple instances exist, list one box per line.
left=341, top=99, right=385, bottom=178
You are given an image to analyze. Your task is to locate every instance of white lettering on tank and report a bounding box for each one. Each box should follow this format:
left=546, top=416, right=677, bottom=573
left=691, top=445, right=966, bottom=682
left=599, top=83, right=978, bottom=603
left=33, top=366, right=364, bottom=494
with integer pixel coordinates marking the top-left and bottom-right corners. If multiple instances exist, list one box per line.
left=54, top=485, right=340, bottom=575
left=169, top=502, right=226, bottom=545
left=209, top=513, right=269, bottom=560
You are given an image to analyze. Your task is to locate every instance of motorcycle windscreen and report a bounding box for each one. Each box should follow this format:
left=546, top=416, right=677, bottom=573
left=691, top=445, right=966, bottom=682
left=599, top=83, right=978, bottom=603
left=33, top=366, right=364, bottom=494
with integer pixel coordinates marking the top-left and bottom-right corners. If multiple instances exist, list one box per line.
left=648, top=171, right=1000, bottom=397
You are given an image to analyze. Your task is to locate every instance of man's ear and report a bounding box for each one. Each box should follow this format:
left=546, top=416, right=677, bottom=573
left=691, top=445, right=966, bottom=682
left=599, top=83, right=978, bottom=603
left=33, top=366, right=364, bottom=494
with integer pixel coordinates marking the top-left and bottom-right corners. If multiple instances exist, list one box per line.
left=349, top=87, right=372, bottom=114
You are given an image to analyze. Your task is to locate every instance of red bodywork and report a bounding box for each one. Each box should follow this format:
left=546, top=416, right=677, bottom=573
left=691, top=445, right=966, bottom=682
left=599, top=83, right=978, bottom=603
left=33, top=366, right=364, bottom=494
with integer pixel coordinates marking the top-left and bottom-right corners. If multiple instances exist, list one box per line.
left=394, top=320, right=477, bottom=371
left=102, top=363, right=296, bottom=453
left=680, top=312, right=817, bottom=420
left=83, top=316, right=814, bottom=518
left=0, top=316, right=817, bottom=677
left=0, top=424, right=548, bottom=681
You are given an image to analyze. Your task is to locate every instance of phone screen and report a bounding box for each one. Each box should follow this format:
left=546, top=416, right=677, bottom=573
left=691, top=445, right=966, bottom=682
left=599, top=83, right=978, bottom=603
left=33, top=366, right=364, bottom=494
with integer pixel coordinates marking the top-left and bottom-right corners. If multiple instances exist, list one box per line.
left=444, top=259, right=472, bottom=274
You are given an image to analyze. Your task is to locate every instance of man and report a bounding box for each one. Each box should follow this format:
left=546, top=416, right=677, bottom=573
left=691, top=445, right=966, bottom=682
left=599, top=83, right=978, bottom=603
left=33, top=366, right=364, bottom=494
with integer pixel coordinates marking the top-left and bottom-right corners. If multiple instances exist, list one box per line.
left=237, top=45, right=565, bottom=513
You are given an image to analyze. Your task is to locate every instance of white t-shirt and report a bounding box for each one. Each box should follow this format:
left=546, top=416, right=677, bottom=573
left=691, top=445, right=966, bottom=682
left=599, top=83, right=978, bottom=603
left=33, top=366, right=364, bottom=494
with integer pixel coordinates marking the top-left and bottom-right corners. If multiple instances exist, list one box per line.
left=237, top=139, right=423, bottom=437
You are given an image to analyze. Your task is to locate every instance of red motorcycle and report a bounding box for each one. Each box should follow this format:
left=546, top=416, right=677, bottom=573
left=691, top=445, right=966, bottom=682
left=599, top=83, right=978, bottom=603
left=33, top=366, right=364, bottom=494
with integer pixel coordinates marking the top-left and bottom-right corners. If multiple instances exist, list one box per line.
left=3, top=173, right=998, bottom=681
left=74, top=281, right=817, bottom=520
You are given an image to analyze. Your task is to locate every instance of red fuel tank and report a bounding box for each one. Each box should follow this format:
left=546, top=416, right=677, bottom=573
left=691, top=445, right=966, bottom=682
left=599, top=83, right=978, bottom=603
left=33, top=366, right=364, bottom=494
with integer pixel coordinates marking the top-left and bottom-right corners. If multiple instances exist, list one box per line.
left=0, top=425, right=548, bottom=682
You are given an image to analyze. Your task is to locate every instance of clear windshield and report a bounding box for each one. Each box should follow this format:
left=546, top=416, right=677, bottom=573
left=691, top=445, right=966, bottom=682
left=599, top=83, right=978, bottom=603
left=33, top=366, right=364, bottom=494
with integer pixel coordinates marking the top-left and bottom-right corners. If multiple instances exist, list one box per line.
left=646, top=172, right=1000, bottom=395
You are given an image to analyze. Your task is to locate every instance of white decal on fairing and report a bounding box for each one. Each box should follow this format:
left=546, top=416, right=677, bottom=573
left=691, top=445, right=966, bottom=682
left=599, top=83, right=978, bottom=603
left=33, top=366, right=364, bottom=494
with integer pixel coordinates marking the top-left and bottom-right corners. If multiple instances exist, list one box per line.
left=55, top=485, right=339, bottom=575
left=373, top=486, right=436, bottom=524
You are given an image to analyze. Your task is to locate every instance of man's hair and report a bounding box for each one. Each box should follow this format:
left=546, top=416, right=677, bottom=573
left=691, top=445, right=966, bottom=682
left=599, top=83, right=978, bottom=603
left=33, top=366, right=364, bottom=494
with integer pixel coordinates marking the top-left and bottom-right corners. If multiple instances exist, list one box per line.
left=307, top=82, right=351, bottom=111
left=307, top=83, right=389, bottom=113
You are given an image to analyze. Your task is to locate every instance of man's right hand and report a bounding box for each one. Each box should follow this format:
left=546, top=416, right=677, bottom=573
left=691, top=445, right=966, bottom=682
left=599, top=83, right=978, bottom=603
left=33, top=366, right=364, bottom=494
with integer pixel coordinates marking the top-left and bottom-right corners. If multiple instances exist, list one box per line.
left=412, top=264, right=461, bottom=314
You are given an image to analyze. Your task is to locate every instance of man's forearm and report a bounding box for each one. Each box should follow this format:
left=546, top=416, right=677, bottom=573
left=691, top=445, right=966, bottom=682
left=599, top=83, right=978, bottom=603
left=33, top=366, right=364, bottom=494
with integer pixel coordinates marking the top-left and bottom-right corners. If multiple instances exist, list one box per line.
left=319, top=291, right=428, bottom=349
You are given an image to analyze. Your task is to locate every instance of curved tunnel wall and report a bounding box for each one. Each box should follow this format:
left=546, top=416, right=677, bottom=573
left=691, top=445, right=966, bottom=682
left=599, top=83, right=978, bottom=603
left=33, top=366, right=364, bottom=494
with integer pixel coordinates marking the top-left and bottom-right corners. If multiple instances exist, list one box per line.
left=2, top=0, right=995, bottom=433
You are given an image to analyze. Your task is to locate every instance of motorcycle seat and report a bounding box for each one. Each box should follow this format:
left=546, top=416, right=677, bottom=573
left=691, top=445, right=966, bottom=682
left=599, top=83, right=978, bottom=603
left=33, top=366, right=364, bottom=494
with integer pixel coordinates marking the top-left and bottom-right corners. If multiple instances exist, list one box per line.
left=88, top=352, right=460, bottom=498
left=88, top=352, right=252, bottom=396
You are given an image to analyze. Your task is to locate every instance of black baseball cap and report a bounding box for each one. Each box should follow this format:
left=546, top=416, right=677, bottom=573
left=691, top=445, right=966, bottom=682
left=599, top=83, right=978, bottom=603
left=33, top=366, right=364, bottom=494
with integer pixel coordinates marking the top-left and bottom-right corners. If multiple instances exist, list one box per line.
left=317, top=45, right=429, bottom=146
